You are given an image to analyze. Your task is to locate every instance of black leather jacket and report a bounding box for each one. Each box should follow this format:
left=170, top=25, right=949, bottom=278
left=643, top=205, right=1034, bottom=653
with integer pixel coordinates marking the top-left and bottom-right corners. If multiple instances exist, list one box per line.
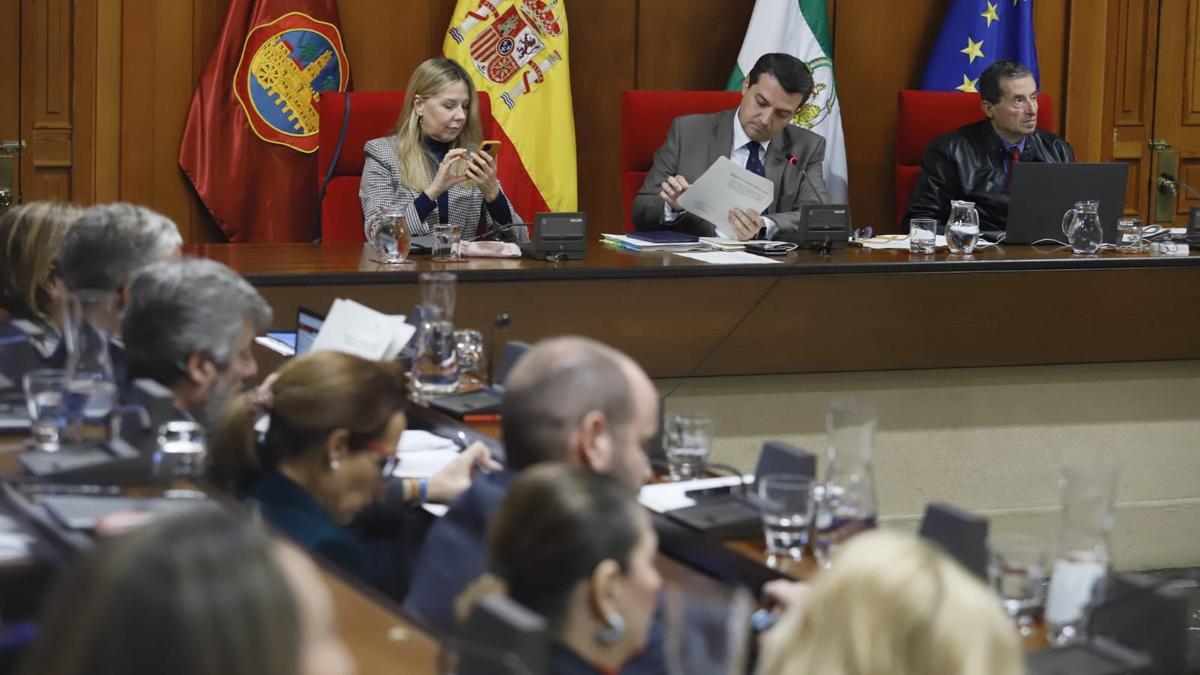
left=903, top=119, right=1075, bottom=231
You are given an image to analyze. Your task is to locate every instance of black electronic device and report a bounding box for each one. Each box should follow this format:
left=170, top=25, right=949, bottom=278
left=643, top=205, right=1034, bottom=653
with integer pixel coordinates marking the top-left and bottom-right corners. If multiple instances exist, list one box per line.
left=0, top=382, right=30, bottom=433
left=1026, top=636, right=1152, bottom=675
left=629, top=230, right=699, bottom=244
left=118, top=378, right=182, bottom=454
left=1188, top=205, right=1200, bottom=248
left=519, top=212, right=587, bottom=260
left=666, top=441, right=816, bottom=538
left=795, top=204, right=850, bottom=252
left=458, top=594, right=548, bottom=675
left=917, top=502, right=989, bottom=581
left=1090, top=573, right=1190, bottom=675
left=18, top=437, right=153, bottom=485
left=1007, top=163, right=1128, bottom=244
left=427, top=340, right=530, bottom=418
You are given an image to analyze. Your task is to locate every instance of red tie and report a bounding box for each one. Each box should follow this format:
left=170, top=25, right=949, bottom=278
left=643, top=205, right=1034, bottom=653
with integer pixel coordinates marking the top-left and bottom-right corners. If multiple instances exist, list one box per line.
left=1006, top=146, right=1021, bottom=191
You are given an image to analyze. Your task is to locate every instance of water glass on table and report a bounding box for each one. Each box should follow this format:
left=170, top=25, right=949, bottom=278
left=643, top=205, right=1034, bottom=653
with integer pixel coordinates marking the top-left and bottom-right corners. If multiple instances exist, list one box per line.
left=758, top=474, right=815, bottom=564
left=454, top=329, right=485, bottom=381
left=369, top=211, right=413, bottom=265
left=988, top=533, right=1049, bottom=636
left=909, top=218, right=937, bottom=253
left=432, top=223, right=465, bottom=262
left=22, top=368, right=66, bottom=452
left=665, top=413, right=713, bottom=481
left=1117, top=217, right=1143, bottom=253
left=152, top=420, right=207, bottom=480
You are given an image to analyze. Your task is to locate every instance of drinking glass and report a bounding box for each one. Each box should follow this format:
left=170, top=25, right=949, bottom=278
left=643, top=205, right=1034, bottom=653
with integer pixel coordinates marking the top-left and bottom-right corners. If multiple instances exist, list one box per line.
left=22, top=368, right=66, bottom=452
left=1117, top=217, right=1143, bottom=253
left=454, top=329, right=485, bottom=381
left=413, top=320, right=460, bottom=396
left=419, top=271, right=457, bottom=322
left=60, top=290, right=119, bottom=445
left=813, top=398, right=878, bottom=568
left=758, top=474, right=815, bottom=564
left=665, top=413, right=713, bottom=481
left=988, top=533, right=1049, bottom=635
left=1045, top=462, right=1117, bottom=644
left=909, top=218, right=937, bottom=253
left=432, top=223, right=465, bottom=262
left=369, top=211, right=414, bottom=265
left=152, top=420, right=207, bottom=480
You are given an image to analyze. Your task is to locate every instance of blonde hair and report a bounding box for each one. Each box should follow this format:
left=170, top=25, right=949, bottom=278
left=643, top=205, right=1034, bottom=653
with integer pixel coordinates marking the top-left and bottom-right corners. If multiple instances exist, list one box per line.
left=0, top=201, right=81, bottom=324
left=393, top=57, right=483, bottom=191
left=208, top=351, right=407, bottom=494
left=757, top=530, right=1024, bottom=675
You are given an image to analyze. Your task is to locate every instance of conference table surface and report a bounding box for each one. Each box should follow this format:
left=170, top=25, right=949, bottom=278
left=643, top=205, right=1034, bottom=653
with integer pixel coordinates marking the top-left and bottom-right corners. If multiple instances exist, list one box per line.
left=191, top=239, right=1200, bottom=378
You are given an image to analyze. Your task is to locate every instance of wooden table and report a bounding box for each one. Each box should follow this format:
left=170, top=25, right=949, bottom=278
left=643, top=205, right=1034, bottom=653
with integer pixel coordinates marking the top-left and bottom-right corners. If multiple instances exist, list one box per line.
left=191, top=240, right=1200, bottom=378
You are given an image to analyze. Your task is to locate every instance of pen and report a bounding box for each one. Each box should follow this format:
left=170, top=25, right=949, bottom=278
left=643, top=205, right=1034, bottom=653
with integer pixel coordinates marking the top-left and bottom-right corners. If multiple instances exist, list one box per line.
left=463, top=413, right=501, bottom=424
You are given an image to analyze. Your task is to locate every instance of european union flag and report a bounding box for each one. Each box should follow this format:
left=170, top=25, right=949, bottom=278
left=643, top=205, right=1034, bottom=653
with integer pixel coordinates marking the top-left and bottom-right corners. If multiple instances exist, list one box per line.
left=920, top=0, right=1039, bottom=93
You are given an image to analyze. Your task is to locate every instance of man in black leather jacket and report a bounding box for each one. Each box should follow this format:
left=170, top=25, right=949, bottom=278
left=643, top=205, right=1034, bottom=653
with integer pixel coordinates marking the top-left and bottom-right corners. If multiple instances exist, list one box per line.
left=903, top=60, right=1075, bottom=232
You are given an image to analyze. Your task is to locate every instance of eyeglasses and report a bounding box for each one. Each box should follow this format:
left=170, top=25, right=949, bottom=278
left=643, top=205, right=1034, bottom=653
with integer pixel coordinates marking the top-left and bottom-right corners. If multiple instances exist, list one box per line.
left=364, top=439, right=399, bottom=476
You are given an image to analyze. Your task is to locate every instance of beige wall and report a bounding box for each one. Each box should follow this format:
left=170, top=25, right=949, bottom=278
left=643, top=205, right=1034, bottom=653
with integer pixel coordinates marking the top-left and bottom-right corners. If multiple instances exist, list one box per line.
left=659, top=360, right=1200, bottom=571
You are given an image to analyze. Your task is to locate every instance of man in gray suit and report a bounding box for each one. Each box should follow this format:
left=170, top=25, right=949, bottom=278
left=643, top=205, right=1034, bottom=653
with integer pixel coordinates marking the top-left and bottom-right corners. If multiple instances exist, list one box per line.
left=632, top=53, right=828, bottom=241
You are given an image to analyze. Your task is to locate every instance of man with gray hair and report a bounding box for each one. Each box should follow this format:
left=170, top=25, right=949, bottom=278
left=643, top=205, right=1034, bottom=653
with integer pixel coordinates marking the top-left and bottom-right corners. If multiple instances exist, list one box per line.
left=405, top=335, right=658, bottom=638
left=58, top=202, right=183, bottom=299
left=122, top=258, right=271, bottom=425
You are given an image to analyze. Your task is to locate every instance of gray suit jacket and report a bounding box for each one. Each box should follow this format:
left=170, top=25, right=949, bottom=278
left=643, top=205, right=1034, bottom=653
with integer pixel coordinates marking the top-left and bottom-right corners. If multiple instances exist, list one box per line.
left=359, top=136, right=527, bottom=242
left=631, top=109, right=828, bottom=240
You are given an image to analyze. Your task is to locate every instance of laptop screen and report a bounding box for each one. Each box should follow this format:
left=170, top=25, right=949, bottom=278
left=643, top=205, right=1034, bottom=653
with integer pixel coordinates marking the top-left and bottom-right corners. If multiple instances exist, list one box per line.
left=295, top=307, right=325, bottom=356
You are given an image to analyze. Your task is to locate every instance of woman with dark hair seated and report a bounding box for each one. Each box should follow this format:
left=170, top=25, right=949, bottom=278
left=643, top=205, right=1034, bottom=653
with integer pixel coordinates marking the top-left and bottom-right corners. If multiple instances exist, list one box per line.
left=209, top=350, right=497, bottom=597
left=18, top=508, right=354, bottom=675
left=459, top=464, right=662, bottom=674
left=0, top=201, right=80, bottom=382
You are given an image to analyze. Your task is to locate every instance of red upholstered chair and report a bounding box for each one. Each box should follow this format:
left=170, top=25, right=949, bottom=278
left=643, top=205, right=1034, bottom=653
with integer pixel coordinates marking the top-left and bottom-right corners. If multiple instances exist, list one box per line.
left=620, top=90, right=743, bottom=232
left=316, top=91, right=494, bottom=243
left=894, top=89, right=1054, bottom=225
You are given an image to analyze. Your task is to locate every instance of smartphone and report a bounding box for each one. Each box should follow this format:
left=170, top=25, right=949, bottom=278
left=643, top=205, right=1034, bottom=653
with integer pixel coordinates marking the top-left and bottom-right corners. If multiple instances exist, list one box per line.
left=477, top=139, right=501, bottom=158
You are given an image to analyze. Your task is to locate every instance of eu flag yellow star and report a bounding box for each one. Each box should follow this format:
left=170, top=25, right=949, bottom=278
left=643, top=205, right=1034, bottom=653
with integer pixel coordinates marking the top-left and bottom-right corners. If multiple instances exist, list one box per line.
left=960, top=36, right=985, bottom=63
left=955, top=73, right=978, bottom=93
left=981, top=2, right=1000, bottom=26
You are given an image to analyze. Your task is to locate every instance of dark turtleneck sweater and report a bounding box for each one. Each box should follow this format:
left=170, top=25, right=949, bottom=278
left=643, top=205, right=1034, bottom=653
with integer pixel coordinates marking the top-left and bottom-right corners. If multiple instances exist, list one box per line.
left=411, top=137, right=513, bottom=229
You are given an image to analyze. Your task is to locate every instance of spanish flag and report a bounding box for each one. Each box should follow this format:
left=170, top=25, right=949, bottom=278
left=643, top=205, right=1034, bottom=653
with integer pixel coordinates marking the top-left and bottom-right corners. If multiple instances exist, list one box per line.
left=443, top=0, right=577, bottom=217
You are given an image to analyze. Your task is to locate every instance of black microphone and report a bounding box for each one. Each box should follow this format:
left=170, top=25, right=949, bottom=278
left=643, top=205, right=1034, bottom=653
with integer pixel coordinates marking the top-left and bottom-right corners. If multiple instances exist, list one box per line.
left=487, top=313, right=511, bottom=388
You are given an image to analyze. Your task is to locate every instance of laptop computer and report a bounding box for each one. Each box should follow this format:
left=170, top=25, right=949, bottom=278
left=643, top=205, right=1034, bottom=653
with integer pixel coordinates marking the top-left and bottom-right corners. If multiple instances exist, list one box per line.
left=258, top=306, right=326, bottom=358
left=426, top=340, right=531, bottom=418
left=1006, top=163, right=1128, bottom=244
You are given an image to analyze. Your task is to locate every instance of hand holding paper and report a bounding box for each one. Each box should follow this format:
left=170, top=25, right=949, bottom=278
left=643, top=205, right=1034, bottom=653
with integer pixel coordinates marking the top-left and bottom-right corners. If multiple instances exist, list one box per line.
left=676, top=156, right=774, bottom=239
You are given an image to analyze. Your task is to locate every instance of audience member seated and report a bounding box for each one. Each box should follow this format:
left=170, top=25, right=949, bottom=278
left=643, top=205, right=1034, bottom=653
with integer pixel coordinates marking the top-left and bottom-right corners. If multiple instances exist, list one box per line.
left=459, top=464, right=661, bottom=675
left=903, top=59, right=1075, bottom=232
left=359, top=57, right=527, bottom=243
left=0, top=201, right=80, bottom=382
left=755, top=529, right=1023, bottom=675
left=17, top=508, right=355, bottom=675
left=631, top=53, right=828, bottom=241
left=405, top=336, right=657, bottom=635
left=209, top=350, right=496, bottom=595
left=58, top=202, right=182, bottom=308
left=121, top=258, right=270, bottom=425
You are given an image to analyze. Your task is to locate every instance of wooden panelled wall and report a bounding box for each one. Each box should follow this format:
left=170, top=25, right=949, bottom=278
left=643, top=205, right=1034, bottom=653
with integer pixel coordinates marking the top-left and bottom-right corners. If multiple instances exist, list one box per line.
left=72, top=0, right=1078, bottom=241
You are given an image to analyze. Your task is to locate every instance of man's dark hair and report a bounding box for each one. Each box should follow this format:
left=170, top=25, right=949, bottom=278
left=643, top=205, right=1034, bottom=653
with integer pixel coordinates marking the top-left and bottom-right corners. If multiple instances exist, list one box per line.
left=746, top=53, right=814, bottom=103
left=500, top=337, right=634, bottom=471
left=979, top=60, right=1034, bottom=104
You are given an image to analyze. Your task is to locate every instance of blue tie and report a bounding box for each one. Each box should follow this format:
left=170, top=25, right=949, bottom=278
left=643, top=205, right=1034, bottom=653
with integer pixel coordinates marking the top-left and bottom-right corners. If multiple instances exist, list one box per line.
left=746, top=141, right=765, bottom=177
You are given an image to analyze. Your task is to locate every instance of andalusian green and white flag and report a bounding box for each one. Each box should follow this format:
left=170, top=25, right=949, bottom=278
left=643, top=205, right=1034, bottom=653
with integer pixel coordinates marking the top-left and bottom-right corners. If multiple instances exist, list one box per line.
left=728, top=0, right=849, bottom=203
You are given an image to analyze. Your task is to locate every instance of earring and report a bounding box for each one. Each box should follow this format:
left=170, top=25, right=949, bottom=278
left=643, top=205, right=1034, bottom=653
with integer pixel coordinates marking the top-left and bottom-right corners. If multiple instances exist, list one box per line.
left=594, top=610, right=625, bottom=646
left=329, top=459, right=340, bottom=471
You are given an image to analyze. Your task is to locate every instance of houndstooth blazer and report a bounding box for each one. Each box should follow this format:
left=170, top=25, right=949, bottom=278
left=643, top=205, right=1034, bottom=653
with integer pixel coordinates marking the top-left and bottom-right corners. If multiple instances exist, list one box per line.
left=359, top=136, right=528, bottom=242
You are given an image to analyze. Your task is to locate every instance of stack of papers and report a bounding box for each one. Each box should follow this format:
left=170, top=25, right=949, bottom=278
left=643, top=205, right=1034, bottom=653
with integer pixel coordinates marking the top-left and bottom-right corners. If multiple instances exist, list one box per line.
left=310, top=298, right=415, bottom=361
left=600, top=233, right=704, bottom=252
left=857, top=235, right=948, bottom=250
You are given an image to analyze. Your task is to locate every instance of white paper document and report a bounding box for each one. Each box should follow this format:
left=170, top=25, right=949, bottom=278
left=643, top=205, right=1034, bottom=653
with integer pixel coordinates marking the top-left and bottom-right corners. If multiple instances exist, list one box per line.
left=857, top=235, right=948, bottom=250
left=676, top=156, right=775, bottom=239
left=396, top=430, right=460, bottom=454
left=674, top=251, right=781, bottom=265
left=310, top=298, right=415, bottom=361
left=638, top=475, right=754, bottom=513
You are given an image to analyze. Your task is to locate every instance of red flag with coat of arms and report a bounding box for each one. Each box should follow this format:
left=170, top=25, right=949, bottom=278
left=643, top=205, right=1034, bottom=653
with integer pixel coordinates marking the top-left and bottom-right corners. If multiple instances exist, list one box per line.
left=179, top=0, right=349, bottom=242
